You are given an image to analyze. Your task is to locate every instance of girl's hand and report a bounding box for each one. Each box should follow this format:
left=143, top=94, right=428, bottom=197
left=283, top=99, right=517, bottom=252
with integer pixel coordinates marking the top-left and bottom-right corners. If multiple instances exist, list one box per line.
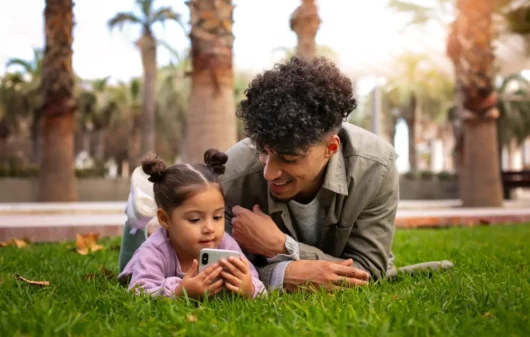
left=219, top=256, right=255, bottom=298
left=175, top=259, right=224, bottom=299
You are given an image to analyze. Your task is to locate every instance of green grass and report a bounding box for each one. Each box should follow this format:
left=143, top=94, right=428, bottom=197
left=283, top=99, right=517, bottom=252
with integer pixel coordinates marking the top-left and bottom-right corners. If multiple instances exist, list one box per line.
left=1, top=225, right=529, bottom=337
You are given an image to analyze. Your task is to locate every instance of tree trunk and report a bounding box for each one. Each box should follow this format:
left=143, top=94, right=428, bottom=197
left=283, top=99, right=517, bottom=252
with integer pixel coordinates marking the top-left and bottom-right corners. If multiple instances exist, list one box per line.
left=185, top=0, right=237, bottom=163
left=136, top=32, right=157, bottom=158
left=448, top=0, right=503, bottom=207
left=94, top=129, right=105, bottom=161
left=30, top=113, right=40, bottom=164
left=406, top=92, right=418, bottom=172
left=460, top=119, right=503, bottom=206
left=128, top=114, right=141, bottom=174
left=290, top=0, right=321, bottom=61
left=39, top=0, right=77, bottom=202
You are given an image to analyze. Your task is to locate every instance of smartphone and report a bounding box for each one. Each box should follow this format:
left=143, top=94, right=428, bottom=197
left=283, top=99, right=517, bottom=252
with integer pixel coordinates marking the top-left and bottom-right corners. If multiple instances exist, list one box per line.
left=198, top=248, right=241, bottom=273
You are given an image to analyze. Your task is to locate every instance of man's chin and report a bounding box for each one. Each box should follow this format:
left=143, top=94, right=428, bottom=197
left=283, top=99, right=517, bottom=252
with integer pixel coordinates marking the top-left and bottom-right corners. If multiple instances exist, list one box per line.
left=269, top=191, right=295, bottom=202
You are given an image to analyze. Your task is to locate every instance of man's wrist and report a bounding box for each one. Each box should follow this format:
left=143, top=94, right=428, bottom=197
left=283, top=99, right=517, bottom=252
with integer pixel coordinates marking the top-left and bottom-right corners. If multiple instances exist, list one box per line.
left=270, top=233, right=287, bottom=257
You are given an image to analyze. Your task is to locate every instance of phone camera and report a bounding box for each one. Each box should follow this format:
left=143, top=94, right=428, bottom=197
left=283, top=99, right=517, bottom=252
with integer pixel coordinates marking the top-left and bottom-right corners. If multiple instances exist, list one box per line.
left=201, top=253, right=209, bottom=264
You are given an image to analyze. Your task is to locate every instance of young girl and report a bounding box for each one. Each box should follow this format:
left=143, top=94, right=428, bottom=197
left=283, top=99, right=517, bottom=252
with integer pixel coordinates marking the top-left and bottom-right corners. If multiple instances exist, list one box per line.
left=118, top=149, right=266, bottom=299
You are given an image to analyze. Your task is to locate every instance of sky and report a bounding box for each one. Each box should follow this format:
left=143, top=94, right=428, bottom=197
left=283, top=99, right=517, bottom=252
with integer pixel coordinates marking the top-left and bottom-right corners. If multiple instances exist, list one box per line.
left=0, top=0, right=449, bottom=82
left=0, top=0, right=455, bottom=172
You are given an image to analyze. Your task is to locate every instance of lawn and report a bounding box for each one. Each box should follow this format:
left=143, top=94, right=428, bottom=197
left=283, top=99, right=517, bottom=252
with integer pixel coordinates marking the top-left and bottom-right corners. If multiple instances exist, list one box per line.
left=1, top=224, right=529, bottom=337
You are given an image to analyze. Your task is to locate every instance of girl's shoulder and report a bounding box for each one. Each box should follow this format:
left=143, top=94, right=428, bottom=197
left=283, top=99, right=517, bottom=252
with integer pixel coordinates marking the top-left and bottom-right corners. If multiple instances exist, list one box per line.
left=137, top=227, right=172, bottom=253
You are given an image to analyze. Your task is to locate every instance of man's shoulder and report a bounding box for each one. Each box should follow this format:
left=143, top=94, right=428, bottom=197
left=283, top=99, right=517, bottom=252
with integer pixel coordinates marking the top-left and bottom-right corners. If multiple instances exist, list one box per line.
left=340, top=123, right=397, bottom=166
left=220, top=138, right=263, bottom=183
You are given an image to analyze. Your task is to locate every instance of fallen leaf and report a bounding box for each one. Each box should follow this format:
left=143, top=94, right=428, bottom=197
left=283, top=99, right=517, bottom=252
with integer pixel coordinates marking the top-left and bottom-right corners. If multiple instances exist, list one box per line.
left=75, top=233, right=104, bottom=255
left=12, top=238, right=27, bottom=248
left=187, top=315, right=197, bottom=322
left=14, top=274, right=50, bottom=286
left=0, top=238, right=28, bottom=248
left=83, top=265, right=114, bottom=281
left=483, top=312, right=494, bottom=318
left=393, top=295, right=399, bottom=300
left=100, top=265, right=114, bottom=279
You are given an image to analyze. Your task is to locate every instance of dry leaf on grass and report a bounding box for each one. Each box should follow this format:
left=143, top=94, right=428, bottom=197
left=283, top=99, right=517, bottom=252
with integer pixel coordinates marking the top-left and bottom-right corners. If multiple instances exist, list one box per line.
left=14, top=274, right=50, bottom=286
left=75, top=233, right=104, bottom=255
left=0, top=238, right=30, bottom=248
left=100, top=265, right=114, bottom=279
left=83, top=265, right=115, bottom=280
left=187, top=315, right=197, bottom=322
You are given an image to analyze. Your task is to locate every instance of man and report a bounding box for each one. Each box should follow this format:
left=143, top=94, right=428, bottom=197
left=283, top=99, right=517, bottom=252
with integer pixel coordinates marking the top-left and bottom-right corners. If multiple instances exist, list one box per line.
left=220, top=57, right=396, bottom=291
left=119, top=57, right=452, bottom=292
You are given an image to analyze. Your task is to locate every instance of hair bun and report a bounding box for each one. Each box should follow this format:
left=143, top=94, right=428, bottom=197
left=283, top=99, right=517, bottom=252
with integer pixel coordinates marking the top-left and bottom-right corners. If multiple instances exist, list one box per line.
left=204, top=148, right=228, bottom=175
left=141, top=153, right=167, bottom=183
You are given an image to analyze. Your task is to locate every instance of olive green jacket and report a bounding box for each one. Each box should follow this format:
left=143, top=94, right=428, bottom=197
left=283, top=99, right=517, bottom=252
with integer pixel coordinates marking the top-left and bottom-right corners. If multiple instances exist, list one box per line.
left=220, top=123, right=398, bottom=287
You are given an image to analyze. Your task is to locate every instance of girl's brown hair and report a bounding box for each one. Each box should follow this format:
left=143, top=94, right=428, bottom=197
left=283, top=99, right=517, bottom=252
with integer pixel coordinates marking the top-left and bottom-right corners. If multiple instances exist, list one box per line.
left=141, top=148, right=228, bottom=212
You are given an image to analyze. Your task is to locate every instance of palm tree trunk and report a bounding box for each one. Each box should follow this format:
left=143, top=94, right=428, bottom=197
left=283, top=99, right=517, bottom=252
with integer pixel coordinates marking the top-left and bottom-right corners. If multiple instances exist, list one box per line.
left=137, top=32, right=157, bottom=158
left=450, top=0, right=503, bottom=207
left=185, top=0, right=237, bottom=163
left=30, top=112, right=40, bottom=164
left=39, top=0, right=77, bottom=202
left=406, top=92, right=418, bottom=172
left=95, top=129, right=105, bottom=161
left=290, top=0, right=321, bottom=61
left=128, top=114, right=141, bottom=174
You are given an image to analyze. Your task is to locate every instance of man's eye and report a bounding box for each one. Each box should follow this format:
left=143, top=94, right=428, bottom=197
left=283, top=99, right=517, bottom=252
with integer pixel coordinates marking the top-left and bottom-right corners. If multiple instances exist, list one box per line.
left=281, top=157, right=298, bottom=164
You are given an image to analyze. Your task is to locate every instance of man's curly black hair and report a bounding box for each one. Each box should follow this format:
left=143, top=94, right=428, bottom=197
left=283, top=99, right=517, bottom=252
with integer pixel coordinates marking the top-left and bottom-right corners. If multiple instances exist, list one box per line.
left=236, top=57, right=357, bottom=155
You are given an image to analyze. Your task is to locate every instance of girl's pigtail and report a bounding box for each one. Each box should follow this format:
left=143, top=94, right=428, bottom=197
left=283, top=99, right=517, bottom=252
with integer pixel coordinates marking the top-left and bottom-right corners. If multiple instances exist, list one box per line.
left=204, top=148, right=228, bottom=175
left=141, top=153, right=167, bottom=183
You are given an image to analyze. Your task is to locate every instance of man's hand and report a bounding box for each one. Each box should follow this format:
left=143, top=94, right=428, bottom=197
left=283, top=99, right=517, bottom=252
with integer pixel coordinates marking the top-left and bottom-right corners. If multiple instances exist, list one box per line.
left=283, top=259, right=370, bottom=292
left=231, top=204, right=287, bottom=257
left=219, top=256, right=255, bottom=298
left=175, top=260, right=224, bottom=299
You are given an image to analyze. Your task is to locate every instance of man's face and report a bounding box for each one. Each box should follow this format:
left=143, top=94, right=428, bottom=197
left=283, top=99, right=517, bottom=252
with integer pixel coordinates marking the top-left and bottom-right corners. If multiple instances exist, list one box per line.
left=258, top=136, right=340, bottom=202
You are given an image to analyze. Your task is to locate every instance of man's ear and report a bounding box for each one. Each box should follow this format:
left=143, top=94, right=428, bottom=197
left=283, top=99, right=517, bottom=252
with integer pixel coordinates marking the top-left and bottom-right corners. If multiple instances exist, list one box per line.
left=325, top=135, right=340, bottom=158
left=157, top=208, right=170, bottom=230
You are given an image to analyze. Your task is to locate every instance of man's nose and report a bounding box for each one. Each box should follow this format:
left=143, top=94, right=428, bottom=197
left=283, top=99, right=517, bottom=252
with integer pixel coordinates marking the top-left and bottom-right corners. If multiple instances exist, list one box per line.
left=262, top=156, right=282, bottom=181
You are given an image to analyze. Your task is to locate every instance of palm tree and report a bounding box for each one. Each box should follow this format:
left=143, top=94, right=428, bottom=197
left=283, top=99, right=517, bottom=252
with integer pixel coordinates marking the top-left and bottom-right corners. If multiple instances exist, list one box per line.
left=39, top=0, right=77, bottom=201
left=0, top=73, right=28, bottom=165
left=388, top=0, right=530, bottom=206
left=5, top=48, right=43, bottom=164
left=290, top=0, right=321, bottom=61
left=184, top=0, right=237, bottom=163
left=496, top=73, right=530, bottom=153
left=385, top=52, right=454, bottom=171
left=107, top=79, right=142, bottom=173
left=108, top=0, right=184, bottom=159
left=448, top=0, right=503, bottom=207
left=77, top=77, right=120, bottom=162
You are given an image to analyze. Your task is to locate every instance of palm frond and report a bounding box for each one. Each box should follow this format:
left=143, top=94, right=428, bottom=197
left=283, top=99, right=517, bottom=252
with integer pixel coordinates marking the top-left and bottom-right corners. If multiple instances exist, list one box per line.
left=137, top=0, right=154, bottom=19
left=5, top=59, right=33, bottom=74
left=149, top=7, right=185, bottom=32
left=107, top=12, right=143, bottom=31
left=503, top=4, right=530, bottom=36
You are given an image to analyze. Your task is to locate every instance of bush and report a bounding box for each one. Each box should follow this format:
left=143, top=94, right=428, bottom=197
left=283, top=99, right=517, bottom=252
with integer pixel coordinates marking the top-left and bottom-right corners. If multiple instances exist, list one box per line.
left=0, top=166, right=106, bottom=179
left=438, top=171, right=457, bottom=181
left=403, top=171, right=419, bottom=180
left=420, top=171, right=435, bottom=181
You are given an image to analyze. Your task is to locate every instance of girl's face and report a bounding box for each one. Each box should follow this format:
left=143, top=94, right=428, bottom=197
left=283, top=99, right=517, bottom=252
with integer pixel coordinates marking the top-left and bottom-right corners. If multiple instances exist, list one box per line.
left=157, top=184, right=225, bottom=263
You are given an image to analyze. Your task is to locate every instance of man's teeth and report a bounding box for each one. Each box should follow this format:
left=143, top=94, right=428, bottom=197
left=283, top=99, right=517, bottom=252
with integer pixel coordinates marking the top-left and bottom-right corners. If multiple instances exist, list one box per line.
left=272, top=181, right=288, bottom=186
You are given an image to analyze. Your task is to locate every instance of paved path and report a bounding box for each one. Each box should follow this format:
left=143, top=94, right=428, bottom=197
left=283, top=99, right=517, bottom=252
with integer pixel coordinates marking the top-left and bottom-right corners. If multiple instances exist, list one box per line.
left=1, top=199, right=529, bottom=242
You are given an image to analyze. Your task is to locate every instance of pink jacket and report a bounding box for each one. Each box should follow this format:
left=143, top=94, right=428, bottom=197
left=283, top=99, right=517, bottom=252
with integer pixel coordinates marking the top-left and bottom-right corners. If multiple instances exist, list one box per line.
left=118, top=228, right=266, bottom=298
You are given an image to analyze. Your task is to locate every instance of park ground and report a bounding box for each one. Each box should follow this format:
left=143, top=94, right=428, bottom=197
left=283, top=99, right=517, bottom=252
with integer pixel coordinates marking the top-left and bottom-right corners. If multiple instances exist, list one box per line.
left=1, top=224, right=529, bottom=337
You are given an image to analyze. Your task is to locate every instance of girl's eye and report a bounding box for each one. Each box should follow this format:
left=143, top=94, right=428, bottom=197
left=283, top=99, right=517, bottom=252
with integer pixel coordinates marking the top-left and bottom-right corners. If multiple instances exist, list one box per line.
left=213, top=216, right=223, bottom=221
left=188, top=218, right=200, bottom=224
